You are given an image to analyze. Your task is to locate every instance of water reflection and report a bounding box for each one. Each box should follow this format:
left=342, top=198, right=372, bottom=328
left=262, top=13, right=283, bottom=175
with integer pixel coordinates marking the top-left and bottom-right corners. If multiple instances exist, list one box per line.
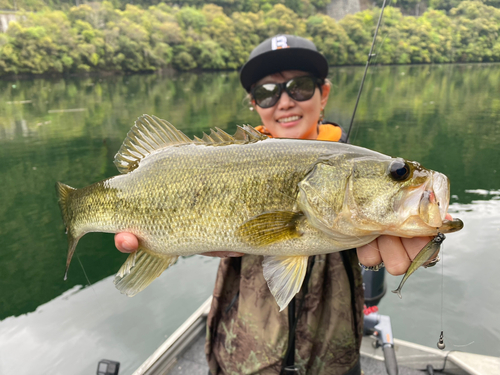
left=1, top=64, right=499, bottom=373
left=0, top=256, right=219, bottom=375
left=379, top=194, right=500, bottom=357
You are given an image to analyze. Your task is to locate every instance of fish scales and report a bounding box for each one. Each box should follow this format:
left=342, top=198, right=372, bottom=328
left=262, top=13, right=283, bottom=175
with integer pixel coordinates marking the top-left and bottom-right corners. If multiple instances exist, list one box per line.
left=57, top=115, right=463, bottom=310
left=68, top=139, right=371, bottom=256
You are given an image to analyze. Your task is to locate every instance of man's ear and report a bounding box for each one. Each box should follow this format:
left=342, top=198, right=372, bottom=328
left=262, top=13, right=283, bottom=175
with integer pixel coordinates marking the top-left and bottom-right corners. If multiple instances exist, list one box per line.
left=320, top=83, right=331, bottom=108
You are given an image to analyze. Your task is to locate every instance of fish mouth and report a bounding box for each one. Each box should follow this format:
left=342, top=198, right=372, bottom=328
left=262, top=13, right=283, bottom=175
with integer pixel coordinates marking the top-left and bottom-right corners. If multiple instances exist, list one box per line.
left=398, top=171, right=449, bottom=228
left=418, top=172, right=449, bottom=227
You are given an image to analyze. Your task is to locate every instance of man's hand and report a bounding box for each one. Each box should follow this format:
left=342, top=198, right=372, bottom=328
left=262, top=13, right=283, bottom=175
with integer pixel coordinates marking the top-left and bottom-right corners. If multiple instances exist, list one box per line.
left=115, top=232, right=138, bottom=253
left=357, top=213, right=452, bottom=275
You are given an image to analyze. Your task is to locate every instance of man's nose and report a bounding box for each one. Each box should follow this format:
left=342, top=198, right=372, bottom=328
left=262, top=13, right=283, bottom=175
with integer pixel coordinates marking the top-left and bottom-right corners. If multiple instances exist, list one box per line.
left=277, top=90, right=295, bottom=109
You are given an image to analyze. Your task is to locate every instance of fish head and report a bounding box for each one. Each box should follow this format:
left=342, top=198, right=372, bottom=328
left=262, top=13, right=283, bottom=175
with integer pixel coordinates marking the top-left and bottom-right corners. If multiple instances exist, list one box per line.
left=298, top=156, right=450, bottom=237
left=386, top=158, right=449, bottom=231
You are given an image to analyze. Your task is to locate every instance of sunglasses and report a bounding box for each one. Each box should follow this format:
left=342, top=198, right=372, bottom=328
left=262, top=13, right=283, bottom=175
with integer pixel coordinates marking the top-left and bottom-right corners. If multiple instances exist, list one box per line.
left=251, top=76, right=323, bottom=109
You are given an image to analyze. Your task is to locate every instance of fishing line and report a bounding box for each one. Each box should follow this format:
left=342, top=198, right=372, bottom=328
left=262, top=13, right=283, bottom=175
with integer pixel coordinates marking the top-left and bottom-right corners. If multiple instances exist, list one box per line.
left=440, top=243, right=444, bottom=330
left=347, top=0, right=394, bottom=144
left=371, top=0, right=394, bottom=66
left=76, top=254, right=95, bottom=292
left=453, top=341, right=475, bottom=348
left=346, top=0, right=390, bottom=144
left=437, top=242, right=446, bottom=350
left=76, top=254, right=108, bottom=317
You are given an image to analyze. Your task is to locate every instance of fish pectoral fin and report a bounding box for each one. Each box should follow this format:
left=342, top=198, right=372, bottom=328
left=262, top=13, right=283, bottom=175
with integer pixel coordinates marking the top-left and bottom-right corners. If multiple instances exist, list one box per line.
left=262, top=255, right=309, bottom=312
left=237, top=211, right=304, bottom=247
left=114, top=248, right=178, bottom=297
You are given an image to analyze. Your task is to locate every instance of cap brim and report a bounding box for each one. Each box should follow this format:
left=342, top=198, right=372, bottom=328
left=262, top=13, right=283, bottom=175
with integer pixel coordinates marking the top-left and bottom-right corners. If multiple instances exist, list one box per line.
left=240, top=48, right=328, bottom=92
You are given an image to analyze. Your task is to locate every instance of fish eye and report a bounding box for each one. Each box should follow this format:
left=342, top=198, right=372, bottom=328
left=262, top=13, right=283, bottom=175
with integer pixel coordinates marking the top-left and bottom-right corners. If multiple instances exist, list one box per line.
left=389, top=160, right=411, bottom=181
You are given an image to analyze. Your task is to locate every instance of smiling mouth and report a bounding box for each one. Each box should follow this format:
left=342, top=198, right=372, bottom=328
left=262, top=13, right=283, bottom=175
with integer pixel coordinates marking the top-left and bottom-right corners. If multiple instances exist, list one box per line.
left=277, top=115, right=301, bottom=123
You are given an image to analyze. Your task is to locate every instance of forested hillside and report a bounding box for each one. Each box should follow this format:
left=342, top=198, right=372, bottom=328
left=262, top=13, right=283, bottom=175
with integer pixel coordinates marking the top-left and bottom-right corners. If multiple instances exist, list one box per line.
left=1, top=0, right=499, bottom=76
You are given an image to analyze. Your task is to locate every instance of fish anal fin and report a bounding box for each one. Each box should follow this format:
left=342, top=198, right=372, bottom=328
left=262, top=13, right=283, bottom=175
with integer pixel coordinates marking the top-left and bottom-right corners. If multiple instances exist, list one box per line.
left=114, top=248, right=178, bottom=297
left=237, top=211, right=304, bottom=247
left=263, top=255, right=309, bottom=311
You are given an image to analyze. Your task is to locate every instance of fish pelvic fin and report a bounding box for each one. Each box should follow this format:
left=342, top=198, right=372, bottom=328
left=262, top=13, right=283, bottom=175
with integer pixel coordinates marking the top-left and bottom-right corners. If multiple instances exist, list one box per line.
left=114, top=248, right=178, bottom=297
left=114, top=115, right=268, bottom=174
left=263, top=255, right=309, bottom=312
left=237, top=211, right=304, bottom=247
left=56, top=182, right=80, bottom=280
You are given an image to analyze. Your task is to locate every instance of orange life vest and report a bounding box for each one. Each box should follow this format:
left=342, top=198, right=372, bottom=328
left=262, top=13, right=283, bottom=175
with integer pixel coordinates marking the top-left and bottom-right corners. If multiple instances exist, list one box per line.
left=254, top=123, right=343, bottom=142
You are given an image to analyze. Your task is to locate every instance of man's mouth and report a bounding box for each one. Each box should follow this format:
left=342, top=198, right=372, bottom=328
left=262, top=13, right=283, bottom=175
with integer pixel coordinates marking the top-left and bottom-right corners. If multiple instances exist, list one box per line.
left=277, top=115, right=301, bottom=123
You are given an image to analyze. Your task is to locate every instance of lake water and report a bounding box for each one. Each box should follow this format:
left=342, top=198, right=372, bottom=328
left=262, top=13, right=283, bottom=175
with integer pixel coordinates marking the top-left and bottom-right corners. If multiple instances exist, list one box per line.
left=1, top=64, right=499, bottom=374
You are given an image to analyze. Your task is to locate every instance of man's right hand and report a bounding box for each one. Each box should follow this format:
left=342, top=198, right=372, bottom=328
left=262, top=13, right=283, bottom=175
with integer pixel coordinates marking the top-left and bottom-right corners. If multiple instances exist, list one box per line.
left=115, top=232, right=138, bottom=253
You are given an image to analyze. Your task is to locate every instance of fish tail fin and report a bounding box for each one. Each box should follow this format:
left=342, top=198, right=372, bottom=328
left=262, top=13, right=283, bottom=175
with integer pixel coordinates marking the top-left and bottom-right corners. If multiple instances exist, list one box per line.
left=56, top=182, right=80, bottom=280
left=56, top=182, right=76, bottom=228
left=64, top=234, right=79, bottom=280
left=391, top=288, right=403, bottom=299
left=114, top=248, right=178, bottom=296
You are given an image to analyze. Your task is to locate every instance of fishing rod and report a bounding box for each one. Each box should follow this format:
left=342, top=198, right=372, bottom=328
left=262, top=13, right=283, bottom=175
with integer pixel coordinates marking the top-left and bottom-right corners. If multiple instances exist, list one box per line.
left=345, top=0, right=389, bottom=144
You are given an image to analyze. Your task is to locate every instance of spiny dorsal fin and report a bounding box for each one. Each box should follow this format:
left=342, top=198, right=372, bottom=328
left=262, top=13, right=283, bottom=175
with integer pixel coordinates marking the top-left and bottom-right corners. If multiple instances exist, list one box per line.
left=114, top=115, right=268, bottom=174
left=114, top=114, right=192, bottom=173
left=197, top=125, right=267, bottom=146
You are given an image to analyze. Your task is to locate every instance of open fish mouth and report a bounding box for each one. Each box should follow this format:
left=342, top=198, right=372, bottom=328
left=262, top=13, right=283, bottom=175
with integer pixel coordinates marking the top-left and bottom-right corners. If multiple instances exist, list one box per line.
left=419, top=172, right=450, bottom=227
left=397, top=171, right=450, bottom=229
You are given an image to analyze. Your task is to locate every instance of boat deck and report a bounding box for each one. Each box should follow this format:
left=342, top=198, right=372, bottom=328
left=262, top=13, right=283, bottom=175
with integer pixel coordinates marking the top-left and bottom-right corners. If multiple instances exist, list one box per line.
left=134, top=297, right=500, bottom=375
left=166, top=332, right=425, bottom=375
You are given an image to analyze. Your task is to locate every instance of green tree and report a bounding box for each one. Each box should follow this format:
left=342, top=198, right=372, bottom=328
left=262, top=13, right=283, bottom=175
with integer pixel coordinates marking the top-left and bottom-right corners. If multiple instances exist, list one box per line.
left=307, top=14, right=352, bottom=65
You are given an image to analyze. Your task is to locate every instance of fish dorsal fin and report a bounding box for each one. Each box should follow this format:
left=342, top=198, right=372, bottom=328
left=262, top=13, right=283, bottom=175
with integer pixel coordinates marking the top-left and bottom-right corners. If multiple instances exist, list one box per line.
left=114, top=114, right=192, bottom=173
left=114, top=115, right=268, bottom=173
left=234, top=125, right=268, bottom=142
left=195, top=125, right=267, bottom=146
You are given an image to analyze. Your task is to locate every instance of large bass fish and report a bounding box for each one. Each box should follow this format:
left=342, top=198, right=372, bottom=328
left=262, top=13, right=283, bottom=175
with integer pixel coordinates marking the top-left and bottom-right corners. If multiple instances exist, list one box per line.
left=57, top=115, right=462, bottom=311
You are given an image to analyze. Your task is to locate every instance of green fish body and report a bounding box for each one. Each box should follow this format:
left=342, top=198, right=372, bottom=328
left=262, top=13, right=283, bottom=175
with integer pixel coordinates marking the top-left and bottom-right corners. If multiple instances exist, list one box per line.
left=57, top=115, right=461, bottom=310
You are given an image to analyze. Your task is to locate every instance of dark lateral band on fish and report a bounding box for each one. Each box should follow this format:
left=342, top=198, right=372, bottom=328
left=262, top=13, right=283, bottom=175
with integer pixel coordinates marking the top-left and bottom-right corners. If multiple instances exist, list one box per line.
left=392, top=232, right=447, bottom=299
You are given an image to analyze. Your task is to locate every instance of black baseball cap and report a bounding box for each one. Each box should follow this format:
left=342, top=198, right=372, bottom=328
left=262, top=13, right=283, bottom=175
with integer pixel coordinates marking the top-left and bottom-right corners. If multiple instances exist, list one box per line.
left=240, top=34, right=329, bottom=92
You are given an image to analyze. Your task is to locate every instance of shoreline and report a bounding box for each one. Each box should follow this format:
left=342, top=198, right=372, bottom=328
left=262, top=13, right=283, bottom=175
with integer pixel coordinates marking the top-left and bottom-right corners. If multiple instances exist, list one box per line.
left=2, top=61, right=500, bottom=81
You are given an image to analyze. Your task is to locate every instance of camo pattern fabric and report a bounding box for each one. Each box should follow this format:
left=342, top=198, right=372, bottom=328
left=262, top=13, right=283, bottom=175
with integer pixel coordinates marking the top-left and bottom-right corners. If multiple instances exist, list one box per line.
left=205, top=251, right=364, bottom=375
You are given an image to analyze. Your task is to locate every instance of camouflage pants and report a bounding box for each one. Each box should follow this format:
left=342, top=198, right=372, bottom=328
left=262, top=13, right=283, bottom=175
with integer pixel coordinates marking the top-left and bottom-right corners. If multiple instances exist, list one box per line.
left=205, top=251, right=364, bottom=375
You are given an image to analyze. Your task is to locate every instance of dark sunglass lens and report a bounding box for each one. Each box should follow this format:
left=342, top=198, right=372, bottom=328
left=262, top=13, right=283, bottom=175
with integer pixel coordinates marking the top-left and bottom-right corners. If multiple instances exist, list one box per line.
left=287, top=76, right=316, bottom=101
left=254, top=83, right=280, bottom=108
